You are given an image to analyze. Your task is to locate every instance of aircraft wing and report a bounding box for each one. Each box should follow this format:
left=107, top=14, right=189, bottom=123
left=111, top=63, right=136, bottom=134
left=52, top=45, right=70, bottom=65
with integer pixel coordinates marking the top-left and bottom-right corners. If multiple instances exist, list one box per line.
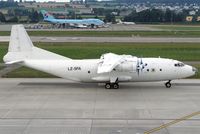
left=97, top=53, right=124, bottom=74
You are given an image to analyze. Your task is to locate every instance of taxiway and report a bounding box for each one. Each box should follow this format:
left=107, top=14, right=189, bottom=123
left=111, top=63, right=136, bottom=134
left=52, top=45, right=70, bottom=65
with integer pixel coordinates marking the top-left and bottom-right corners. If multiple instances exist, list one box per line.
left=0, top=24, right=159, bottom=31
left=0, top=78, right=199, bottom=134
left=2, top=36, right=200, bottom=43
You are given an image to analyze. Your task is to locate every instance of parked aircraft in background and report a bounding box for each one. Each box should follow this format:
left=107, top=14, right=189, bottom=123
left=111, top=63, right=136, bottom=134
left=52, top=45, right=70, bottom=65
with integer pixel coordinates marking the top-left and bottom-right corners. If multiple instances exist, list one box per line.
left=41, top=10, right=105, bottom=28
left=3, top=25, right=197, bottom=89
left=117, top=19, right=135, bottom=25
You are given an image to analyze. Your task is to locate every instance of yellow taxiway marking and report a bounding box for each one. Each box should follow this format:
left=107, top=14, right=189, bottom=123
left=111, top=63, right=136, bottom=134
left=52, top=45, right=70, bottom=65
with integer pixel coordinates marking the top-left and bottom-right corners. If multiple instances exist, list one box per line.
left=144, top=111, right=200, bottom=134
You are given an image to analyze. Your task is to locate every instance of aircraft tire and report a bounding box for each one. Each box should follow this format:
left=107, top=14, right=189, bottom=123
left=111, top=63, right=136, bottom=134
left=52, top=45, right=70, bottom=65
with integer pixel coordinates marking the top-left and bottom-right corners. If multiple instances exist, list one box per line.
left=105, top=83, right=111, bottom=89
left=165, top=81, right=171, bottom=88
left=113, top=83, right=119, bottom=89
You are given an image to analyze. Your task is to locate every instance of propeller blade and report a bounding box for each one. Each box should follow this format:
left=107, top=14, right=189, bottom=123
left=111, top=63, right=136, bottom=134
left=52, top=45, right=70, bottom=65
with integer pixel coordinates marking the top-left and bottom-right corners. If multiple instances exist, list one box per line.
left=136, top=58, right=140, bottom=76
left=137, top=68, right=139, bottom=76
left=137, top=58, right=139, bottom=66
left=140, top=58, right=143, bottom=64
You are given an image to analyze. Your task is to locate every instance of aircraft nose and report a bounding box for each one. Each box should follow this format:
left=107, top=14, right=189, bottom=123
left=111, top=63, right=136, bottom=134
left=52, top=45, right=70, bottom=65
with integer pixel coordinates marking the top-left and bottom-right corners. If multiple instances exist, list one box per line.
left=192, top=67, right=198, bottom=74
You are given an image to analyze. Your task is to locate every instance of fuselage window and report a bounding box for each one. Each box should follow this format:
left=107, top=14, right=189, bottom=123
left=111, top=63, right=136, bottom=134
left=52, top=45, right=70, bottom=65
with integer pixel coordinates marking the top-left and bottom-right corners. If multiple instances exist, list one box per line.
left=160, top=69, right=162, bottom=71
left=88, top=71, right=91, bottom=74
left=151, top=68, right=155, bottom=72
left=147, top=69, right=149, bottom=72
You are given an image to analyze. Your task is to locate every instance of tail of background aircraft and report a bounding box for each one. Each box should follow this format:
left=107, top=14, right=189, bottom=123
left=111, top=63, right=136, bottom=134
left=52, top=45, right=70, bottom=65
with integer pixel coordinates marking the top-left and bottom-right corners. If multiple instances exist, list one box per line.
left=3, top=25, right=70, bottom=64
left=41, top=10, right=55, bottom=20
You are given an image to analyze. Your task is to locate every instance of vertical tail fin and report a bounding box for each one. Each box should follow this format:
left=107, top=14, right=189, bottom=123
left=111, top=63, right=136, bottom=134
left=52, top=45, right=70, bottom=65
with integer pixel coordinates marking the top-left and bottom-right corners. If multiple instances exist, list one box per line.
left=8, top=25, right=33, bottom=52
left=3, top=25, right=71, bottom=64
left=3, top=25, right=34, bottom=63
left=41, top=10, right=55, bottom=20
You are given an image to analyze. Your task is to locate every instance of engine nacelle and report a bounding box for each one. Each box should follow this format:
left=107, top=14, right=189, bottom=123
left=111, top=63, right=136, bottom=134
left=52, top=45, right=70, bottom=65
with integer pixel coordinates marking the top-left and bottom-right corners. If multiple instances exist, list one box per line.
left=115, top=61, right=137, bottom=72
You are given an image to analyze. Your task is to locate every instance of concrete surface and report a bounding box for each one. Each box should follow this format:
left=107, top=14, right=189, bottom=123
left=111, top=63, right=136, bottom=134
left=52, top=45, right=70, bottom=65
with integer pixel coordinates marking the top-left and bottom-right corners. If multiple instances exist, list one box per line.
left=0, top=78, right=199, bottom=134
left=2, top=36, right=200, bottom=43
left=0, top=24, right=159, bottom=31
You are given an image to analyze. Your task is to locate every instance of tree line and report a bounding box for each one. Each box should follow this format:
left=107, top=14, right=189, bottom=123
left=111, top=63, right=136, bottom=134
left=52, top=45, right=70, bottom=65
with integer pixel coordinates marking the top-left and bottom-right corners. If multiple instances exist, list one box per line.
left=0, top=1, right=18, bottom=8
left=124, top=9, right=193, bottom=23
left=114, top=0, right=200, bottom=4
left=0, top=8, right=43, bottom=23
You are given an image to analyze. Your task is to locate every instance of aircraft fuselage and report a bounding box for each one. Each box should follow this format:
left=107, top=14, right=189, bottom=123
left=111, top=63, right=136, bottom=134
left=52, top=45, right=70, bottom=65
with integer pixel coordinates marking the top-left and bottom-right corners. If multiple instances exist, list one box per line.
left=23, top=58, right=195, bottom=83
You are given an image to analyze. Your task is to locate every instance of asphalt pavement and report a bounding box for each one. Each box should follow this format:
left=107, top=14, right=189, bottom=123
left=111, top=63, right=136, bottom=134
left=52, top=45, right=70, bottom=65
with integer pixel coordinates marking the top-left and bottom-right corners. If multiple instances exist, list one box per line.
left=2, top=36, right=200, bottom=43
left=0, top=78, right=199, bottom=134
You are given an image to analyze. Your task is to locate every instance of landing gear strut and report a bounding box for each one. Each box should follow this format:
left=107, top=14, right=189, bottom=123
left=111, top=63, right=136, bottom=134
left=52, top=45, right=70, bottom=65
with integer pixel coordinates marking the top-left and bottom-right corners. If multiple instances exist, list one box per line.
left=165, top=80, right=171, bottom=88
left=105, top=83, right=119, bottom=89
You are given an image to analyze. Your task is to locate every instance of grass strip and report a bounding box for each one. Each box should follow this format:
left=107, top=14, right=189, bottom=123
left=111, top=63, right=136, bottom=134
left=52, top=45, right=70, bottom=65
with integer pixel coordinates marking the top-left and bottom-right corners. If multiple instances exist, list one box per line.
left=155, top=25, right=200, bottom=31
left=1, top=42, right=200, bottom=62
left=4, top=67, right=55, bottom=78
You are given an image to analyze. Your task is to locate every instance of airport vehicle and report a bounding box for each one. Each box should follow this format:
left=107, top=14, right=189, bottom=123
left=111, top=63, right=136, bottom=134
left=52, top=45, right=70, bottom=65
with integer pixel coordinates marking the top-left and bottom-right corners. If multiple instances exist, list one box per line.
left=41, top=10, right=105, bottom=28
left=3, top=25, right=197, bottom=89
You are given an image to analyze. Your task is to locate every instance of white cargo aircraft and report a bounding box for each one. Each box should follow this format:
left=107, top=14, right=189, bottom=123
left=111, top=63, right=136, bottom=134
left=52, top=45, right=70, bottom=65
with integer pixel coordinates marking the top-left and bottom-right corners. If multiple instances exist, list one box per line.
left=3, top=25, right=197, bottom=89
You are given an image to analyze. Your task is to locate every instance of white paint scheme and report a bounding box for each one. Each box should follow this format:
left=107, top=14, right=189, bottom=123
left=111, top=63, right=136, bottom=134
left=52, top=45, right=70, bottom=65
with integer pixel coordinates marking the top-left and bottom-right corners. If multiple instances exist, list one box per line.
left=3, top=25, right=197, bottom=88
left=117, top=19, right=136, bottom=25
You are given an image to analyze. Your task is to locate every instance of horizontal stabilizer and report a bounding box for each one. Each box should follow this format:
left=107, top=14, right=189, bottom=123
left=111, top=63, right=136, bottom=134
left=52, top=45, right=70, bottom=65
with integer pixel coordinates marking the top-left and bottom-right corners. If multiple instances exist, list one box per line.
left=5, top=60, right=24, bottom=65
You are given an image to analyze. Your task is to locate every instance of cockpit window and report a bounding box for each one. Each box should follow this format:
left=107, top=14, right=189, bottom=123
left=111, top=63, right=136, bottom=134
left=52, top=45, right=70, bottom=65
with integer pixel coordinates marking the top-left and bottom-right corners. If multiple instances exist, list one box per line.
left=174, top=62, right=185, bottom=67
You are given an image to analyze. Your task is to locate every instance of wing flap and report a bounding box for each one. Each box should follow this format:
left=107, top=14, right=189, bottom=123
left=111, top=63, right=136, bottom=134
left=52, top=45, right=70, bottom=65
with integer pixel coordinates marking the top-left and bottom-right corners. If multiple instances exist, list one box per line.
left=97, top=53, right=123, bottom=74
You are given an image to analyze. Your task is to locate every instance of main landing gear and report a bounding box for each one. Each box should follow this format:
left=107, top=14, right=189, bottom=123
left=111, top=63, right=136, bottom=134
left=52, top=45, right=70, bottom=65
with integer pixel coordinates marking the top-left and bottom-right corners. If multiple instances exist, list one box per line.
left=105, top=83, right=119, bottom=89
left=165, top=80, right=172, bottom=88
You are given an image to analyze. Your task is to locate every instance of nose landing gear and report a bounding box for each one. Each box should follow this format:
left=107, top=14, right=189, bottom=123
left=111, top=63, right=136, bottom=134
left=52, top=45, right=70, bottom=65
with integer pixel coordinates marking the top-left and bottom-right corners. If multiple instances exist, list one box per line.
left=105, top=83, right=119, bottom=89
left=165, top=80, right=171, bottom=88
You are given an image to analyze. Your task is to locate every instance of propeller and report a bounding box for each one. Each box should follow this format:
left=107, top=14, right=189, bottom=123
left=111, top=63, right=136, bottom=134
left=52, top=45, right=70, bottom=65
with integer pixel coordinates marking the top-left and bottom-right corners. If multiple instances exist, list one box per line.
left=136, top=58, right=147, bottom=76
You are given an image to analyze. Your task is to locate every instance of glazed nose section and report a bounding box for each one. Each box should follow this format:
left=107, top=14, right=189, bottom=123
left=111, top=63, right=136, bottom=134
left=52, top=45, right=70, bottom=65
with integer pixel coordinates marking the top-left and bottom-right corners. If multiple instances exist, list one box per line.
left=192, top=67, right=198, bottom=74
